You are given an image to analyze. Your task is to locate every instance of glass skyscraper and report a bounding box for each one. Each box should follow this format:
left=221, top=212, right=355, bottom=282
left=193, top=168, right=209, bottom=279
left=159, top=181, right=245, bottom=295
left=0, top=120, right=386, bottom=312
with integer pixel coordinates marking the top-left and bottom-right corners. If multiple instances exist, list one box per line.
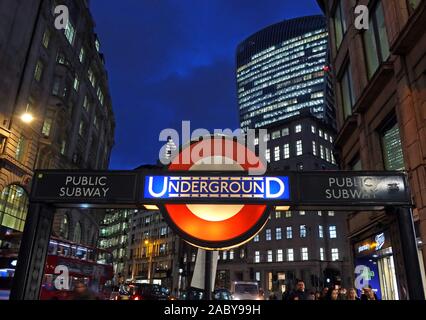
left=237, top=15, right=334, bottom=131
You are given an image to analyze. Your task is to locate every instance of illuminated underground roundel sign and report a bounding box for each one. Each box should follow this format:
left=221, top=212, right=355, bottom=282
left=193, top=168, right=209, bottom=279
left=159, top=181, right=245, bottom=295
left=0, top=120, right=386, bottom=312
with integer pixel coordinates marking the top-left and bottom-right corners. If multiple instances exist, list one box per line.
left=152, top=137, right=283, bottom=250
left=144, top=176, right=289, bottom=200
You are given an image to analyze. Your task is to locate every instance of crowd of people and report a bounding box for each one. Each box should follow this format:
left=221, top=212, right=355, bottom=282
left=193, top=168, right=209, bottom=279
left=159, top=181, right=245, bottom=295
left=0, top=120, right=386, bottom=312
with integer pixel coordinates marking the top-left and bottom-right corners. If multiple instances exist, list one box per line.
left=272, top=280, right=379, bottom=300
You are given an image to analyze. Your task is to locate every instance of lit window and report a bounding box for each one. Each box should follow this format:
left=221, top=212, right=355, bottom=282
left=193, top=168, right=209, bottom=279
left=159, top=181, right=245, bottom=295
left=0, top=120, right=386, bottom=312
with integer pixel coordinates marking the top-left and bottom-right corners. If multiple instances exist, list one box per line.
left=300, top=225, right=307, bottom=238
left=328, top=211, right=335, bottom=216
left=276, top=227, right=282, bottom=240
left=255, top=251, right=260, bottom=263
left=60, top=140, right=66, bottom=155
left=15, top=136, right=27, bottom=161
left=272, top=130, right=280, bottom=140
left=34, top=60, right=44, bottom=82
left=319, top=129, right=323, bottom=138
left=284, top=144, right=290, bottom=159
left=330, top=136, right=333, bottom=143
left=240, top=249, right=245, bottom=259
left=97, top=87, right=104, bottom=105
left=267, top=250, right=273, bottom=262
left=282, top=128, right=289, bottom=136
left=319, top=225, right=324, bottom=238
left=64, top=19, right=75, bottom=45
left=79, top=47, right=85, bottom=63
left=95, top=39, right=100, bottom=52
left=318, top=211, right=322, bottom=216
left=41, top=117, right=53, bottom=137
left=42, top=29, right=50, bottom=48
left=299, top=211, right=305, bottom=216
left=73, top=75, right=79, bottom=91
left=255, top=272, right=260, bottom=281
left=320, top=145, right=325, bottom=159
left=320, top=248, right=325, bottom=261
left=223, top=251, right=227, bottom=260
left=286, top=227, right=292, bottom=239
left=325, top=148, right=330, bottom=162
left=275, top=211, right=282, bottom=219
left=254, top=137, right=259, bottom=146
left=311, top=125, right=316, bottom=134
left=312, top=141, right=317, bottom=156
left=83, top=96, right=90, bottom=112
left=266, top=229, right=272, bottom=241
left=79, top=121, right=85, bottom=136
left=88, top=68, right=96, bottom=87
left=301, top=247, right=309, bottom=261
left=254, top=234, right=259, bottom=242
left=285, top=211, right=292, bottom=218
left=274, top=146, right=280, bottom=161
left=265, top=149, right=270, bottom=163
left=296, top=140, right=302, bottom=156
left=230, top=250, right=234, bottom=260
left=324, top=132, right=328, bottom=141
left=277, top=249, right=283, bottom=262
left=331, top=248, right=339, bottom=261
left=329, top=225, right=337, bottom=239
left=287, top=249, right=294, bottom=262
left=381, top=122, right=405, bottom=170
left=295, top=124, right=302, bottom=133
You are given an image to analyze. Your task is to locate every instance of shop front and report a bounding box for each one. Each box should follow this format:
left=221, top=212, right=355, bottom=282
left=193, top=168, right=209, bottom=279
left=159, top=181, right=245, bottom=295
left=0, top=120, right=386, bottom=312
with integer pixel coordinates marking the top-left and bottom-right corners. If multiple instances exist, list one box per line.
left=354, top=231, right=399, bottom=300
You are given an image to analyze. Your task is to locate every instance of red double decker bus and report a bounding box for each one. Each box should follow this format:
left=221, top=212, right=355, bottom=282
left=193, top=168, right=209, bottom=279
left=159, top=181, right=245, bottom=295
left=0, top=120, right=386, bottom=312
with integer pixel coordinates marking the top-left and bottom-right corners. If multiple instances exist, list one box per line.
left=39, top=237, right=114, bottom=300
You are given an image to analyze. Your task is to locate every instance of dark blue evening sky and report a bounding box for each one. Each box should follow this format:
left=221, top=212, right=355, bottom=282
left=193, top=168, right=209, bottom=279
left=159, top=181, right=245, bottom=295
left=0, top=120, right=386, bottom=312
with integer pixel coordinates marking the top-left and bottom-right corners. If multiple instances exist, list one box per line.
left=90, top=0, right=322, bottom=169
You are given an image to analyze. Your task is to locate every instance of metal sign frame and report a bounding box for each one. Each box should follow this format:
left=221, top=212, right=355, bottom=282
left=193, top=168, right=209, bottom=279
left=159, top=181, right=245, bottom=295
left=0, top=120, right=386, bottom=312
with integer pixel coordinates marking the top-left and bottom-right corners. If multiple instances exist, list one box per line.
left=9, top=168, right=425, bottom=301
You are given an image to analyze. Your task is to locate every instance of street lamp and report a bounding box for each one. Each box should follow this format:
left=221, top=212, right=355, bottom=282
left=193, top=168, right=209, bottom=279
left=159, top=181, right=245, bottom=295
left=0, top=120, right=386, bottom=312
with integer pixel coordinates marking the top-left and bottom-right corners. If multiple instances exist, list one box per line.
left=20, top=111, right=34, bottom=123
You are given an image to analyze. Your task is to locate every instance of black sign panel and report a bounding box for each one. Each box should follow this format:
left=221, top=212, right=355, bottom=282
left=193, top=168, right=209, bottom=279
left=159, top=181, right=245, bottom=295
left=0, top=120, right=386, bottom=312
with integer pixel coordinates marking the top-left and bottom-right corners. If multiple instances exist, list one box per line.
left=30, top=170, right=412, bottom=209
left=298, top=172, right=410, bottom=206
left=31, top=171, right=138, bottom=204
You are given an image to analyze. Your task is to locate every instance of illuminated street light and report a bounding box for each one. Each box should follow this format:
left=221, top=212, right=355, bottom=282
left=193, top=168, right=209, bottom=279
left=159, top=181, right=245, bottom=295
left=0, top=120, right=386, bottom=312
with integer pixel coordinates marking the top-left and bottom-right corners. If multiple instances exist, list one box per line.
left=21, top=112, right=34, bottom=123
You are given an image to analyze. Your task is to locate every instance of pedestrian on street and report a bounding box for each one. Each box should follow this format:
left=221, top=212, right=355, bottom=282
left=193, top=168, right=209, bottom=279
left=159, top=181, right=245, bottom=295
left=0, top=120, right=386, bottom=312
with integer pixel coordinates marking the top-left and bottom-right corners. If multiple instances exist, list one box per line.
left=347, top=288, right=360, bottom=300
left=288, top=280, right=308, bottom=300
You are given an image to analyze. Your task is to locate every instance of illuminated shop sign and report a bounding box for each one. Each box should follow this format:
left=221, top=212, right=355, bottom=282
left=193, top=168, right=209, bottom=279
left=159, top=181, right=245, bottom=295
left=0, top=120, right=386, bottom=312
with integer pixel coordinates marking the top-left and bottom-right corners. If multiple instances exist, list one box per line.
left=356, top=232, right=389, bottom=256
left=144, top=175, right=290, bottom=200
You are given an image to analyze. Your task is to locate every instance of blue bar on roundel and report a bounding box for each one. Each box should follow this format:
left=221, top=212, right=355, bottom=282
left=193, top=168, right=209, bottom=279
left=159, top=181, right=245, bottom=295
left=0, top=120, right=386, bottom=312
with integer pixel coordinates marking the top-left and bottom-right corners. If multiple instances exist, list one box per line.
left=143, top=175, right=290, bottom=200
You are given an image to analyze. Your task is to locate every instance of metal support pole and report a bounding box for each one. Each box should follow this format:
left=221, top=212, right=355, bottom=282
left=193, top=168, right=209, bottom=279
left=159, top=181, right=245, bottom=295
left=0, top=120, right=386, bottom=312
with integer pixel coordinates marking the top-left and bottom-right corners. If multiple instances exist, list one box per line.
left=204, top=250, right=212, bottom=300
left=396, top=207, right=425, bottom=300
left=9, top=203, right=54, bottom=300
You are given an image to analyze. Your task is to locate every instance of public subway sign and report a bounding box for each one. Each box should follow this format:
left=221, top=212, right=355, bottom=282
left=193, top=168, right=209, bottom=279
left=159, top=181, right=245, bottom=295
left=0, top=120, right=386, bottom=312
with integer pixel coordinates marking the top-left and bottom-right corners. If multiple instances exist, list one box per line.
left=298, top=173, right=410, bottom=206
left=31, top=171, right=139, bottom=204
left=143, top=175, right=290, bottom=200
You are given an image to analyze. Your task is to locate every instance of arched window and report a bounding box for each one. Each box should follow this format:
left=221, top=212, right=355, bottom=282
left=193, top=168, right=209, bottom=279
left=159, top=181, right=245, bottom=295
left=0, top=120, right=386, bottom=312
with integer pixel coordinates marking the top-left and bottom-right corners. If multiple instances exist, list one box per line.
left=73, top=222, right=82, bottom=243
left=0, top=185, right=29, bottom=232
left=59, top=213, right=69, bottom=239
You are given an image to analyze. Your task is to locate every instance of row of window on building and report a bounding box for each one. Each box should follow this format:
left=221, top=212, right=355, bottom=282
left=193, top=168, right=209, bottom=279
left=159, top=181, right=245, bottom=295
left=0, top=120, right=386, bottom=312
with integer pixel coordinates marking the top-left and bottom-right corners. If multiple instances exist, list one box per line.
left=264, top=141, right=336, bottom=164
left=274, top=210, right=335, bottom=218
left=254, top=247, right=340, bottom=263
left=254, top=225, right=337, bottom=241
left=254, top=124, right=334, bottom=144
